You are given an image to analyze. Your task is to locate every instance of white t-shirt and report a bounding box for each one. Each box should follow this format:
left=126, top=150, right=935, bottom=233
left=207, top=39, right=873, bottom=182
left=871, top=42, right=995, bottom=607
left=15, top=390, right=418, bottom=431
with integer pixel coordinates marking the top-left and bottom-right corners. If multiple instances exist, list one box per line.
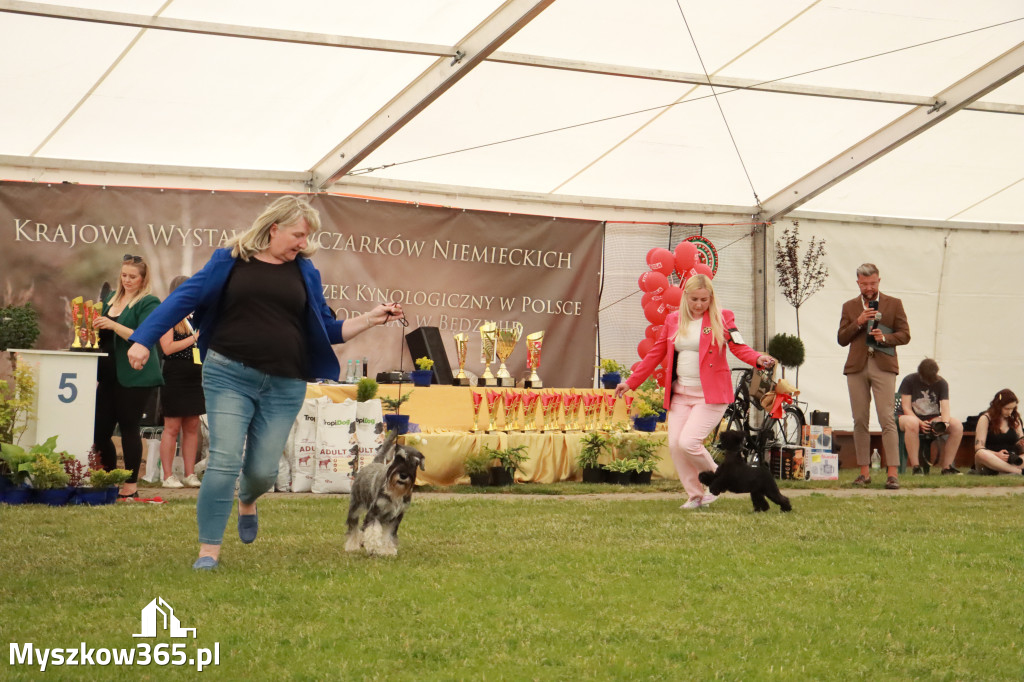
left=673, top=320, right=702, bottom=390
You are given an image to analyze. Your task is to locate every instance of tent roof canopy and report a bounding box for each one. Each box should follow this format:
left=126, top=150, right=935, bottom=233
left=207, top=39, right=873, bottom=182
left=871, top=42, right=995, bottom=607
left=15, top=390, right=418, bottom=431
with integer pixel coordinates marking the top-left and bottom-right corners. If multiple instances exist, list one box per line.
left=2, top=0, right=1022, bottom=224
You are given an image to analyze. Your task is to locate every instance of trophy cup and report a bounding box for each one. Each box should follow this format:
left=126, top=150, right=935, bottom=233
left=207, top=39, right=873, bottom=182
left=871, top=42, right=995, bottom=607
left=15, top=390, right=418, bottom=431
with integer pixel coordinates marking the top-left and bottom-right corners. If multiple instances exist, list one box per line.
left=91, top=301, right=103, bottom=349
left=502, top=390, right=520, bottom=431
left=470, top=391, right=483, bottom=432
left=564, top=392, right=580, bottom=430
left=539, top=393, right=556, bottom=432
left=624, top=395, right=634, bottom=431
left=521, top=391, right=540, bottom=432
left=494, top=322, right=523, bottom=388
left=523, top=331, right=544, bottom=388
left=602, top=393, right=616, bottom=430
left=485, top=390, right=502, bottom=432
left=83, top=300, right=96, bottom=349
left=478, top=322, right=497, bottom=387
left=70, top=296, right=84, bottom=349
left=452, top=333, right=471, bottom=386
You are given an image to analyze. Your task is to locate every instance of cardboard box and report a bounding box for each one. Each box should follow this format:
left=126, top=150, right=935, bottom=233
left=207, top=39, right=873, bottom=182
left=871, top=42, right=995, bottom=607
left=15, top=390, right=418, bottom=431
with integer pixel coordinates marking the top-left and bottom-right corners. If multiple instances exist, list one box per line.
left=801, top=424, right=833, bottom=452
left=769, top=446, right=804, bottom=480
left=806, top=447, right=838, bottom=480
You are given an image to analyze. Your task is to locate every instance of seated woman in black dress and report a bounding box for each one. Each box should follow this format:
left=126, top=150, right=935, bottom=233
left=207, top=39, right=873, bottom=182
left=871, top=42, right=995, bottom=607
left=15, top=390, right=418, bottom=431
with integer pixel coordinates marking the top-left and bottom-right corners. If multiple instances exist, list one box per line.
left=158, top=275, right=205, bottom=488
left=973, top=389, right=1024, bottom=475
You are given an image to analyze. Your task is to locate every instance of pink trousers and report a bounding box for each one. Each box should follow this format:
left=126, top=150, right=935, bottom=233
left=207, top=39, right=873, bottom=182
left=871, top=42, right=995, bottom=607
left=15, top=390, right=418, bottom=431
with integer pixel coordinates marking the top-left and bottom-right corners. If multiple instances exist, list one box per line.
left=666, top=385, right=728, bottom=498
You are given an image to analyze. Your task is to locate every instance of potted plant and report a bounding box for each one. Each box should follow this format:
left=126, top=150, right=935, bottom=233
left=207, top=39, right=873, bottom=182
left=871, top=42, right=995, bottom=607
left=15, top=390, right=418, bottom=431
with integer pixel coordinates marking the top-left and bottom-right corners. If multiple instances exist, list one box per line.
left=463, top=450, right=494, bottom=487
left=0, top=440, right=36, bottom=505
left=380, top=390, right=414, bottom=435
left=614, top=432, right=664, bottom=484
left=81, top=468, right=132, bottom=505
left=577, top=432, right=609, bottom=483
left=28, top=451, right=72, bottom=505
left=411, top=357, right=434, bottom=387
left=632, top=397, right=660, bottom=432
left=0, top=362, right=36, bottom=447
left=356, top=377, right=379, bottom=402
left=599, top=359, right=629, bottom=390
left=602, top=457, right=636, bottom=485
left=481, top=443, right=528, bottom=486
left=767, top=333, right=805, bottom=380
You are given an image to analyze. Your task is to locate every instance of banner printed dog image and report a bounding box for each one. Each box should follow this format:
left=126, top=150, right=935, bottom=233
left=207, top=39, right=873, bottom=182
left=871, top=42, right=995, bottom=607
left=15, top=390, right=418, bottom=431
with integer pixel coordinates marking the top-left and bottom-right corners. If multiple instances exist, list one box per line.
left=345, top=431, right=426, bottom=557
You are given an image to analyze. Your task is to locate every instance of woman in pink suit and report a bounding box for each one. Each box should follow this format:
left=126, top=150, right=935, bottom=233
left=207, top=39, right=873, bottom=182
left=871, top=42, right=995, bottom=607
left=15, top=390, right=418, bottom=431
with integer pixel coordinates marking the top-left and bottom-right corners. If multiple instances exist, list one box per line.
left=615, top=274, right=774, bottom=509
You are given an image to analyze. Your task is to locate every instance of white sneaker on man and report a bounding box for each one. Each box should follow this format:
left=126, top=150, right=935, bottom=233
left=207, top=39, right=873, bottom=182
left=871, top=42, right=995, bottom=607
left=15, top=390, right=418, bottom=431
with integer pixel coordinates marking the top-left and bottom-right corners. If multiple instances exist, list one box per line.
left=680, top=497, right=703, bottom=510
left=183, top=474, right=202, bottom=488
left=162, top=475, right=184, bottom=489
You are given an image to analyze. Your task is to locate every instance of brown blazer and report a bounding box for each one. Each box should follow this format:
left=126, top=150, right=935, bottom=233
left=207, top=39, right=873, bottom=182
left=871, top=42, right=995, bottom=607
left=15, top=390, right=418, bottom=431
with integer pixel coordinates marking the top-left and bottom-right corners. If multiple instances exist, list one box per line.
left=837, top=292, right=910, bottom=375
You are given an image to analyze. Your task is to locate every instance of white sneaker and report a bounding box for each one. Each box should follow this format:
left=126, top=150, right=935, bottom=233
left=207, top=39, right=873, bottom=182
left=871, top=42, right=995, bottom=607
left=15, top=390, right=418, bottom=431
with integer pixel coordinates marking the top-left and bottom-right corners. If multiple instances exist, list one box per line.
left=680, top=497, right=703, bottom=510
left=701, top=494, right=718, bottom=506
left=183, top=474, right=202, bottom=488
left=162, top=476, right=184, bottom=489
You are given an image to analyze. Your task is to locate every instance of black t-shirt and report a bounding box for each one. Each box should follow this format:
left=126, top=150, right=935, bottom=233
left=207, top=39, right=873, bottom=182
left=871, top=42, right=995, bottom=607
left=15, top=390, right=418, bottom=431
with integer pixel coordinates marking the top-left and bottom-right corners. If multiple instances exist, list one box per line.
left=898, top=373, right=949, bottom=419
left=209, top=258, right=308, bottom=379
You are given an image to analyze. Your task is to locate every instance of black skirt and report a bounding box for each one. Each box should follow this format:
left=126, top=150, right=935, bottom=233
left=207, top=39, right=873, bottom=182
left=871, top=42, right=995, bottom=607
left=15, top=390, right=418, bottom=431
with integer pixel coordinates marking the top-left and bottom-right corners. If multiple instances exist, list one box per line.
left=160, top=356, right=206, bottom=417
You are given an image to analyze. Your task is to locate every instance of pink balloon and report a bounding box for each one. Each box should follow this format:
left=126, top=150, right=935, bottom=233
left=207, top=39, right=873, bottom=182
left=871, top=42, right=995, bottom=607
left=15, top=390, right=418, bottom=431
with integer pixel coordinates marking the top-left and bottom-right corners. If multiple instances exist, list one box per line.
left=638, top=271, right=669, bottom=295
left=645, top=324, right=663, bottom=340
left=646, top=248, right=675, bottom=276
left=637, top=338, right=654, bottom=358
left=674, top=242, right=699, bottom=276
left=692, top=263, right=713, bottom=279
left=640, top=291, right=654, bottom=309
left=644, top=301, right=667, bottom=325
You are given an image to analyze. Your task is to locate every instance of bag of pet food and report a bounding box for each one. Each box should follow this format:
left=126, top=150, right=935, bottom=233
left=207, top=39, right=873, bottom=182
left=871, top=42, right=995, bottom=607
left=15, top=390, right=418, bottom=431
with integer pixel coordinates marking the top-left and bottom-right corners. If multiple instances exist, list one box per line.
left=354, top=399, right=385, bottom=470
left=312, top=399, right=359, bottom=494
left=275, top=424, right=293, bottom=492
left=290, top=396, right=328, bottom=493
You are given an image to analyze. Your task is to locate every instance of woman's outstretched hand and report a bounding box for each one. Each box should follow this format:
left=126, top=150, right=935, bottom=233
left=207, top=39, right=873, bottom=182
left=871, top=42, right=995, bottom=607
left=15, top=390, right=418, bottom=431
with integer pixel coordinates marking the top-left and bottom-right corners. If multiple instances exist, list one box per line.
left=614, top=382, right=630, bottom=398
left=757, top=355, right=776, bottom=369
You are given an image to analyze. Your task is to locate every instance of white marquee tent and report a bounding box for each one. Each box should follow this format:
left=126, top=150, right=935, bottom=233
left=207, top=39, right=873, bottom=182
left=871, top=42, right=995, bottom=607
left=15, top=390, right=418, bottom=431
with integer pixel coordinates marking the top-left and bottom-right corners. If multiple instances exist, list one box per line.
left=2, top=0, right=1023, bottom=430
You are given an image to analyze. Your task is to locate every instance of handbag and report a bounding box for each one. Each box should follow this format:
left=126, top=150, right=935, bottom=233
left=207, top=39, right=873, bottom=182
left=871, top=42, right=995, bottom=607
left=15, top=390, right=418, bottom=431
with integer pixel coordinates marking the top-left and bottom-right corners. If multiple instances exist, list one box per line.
left=747, top=366, right=775, bottom=403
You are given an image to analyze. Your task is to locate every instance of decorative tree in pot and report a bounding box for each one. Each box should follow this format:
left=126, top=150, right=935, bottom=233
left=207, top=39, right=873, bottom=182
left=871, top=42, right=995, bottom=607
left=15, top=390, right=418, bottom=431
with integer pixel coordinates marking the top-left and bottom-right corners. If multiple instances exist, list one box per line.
left=577, top=432, right=610, bottom=483
left=767, top=333, right=805, bottom=380
left=380, top=390, right=414, bottom=435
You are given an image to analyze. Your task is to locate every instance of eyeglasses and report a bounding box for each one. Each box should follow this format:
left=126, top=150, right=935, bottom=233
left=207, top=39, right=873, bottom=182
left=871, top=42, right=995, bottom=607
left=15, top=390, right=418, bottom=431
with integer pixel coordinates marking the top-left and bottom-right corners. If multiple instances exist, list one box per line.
left=122, top=254, right=143, bottom=263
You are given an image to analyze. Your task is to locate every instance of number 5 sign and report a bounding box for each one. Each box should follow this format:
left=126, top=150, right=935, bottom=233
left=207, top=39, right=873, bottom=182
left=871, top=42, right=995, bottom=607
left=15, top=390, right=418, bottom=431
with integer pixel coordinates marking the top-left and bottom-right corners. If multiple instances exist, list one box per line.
left=10, top=349, right=104, bottom=465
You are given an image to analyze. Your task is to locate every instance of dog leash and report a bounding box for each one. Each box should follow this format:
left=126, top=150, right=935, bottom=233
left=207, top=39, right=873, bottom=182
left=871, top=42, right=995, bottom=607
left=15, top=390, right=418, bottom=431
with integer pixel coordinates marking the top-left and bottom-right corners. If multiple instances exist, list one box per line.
left=386, top=307, right=409, bottom=417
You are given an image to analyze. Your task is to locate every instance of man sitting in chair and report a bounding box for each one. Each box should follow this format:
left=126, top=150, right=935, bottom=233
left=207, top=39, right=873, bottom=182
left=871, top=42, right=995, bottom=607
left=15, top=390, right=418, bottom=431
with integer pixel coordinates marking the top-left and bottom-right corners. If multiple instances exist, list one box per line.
left=898, top=358, right=964, bottom=475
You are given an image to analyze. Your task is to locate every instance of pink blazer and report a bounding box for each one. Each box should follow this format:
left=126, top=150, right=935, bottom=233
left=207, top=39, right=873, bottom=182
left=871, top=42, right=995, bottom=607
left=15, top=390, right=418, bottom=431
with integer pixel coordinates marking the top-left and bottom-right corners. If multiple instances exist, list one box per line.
left=625, top=309, right=762, bottom=407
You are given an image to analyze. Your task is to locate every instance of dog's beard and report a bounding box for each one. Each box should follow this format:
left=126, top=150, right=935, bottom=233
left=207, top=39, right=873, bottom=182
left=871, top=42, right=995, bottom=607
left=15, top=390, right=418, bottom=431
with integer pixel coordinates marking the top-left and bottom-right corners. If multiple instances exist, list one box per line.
left=386, top=470, right=414, bottom=500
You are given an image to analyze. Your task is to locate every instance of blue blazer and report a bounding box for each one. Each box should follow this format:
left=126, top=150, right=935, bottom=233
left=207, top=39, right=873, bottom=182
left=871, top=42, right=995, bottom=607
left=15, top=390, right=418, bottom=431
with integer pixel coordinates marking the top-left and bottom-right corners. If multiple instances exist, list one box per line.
left=130, top=248, right=346, bottom=381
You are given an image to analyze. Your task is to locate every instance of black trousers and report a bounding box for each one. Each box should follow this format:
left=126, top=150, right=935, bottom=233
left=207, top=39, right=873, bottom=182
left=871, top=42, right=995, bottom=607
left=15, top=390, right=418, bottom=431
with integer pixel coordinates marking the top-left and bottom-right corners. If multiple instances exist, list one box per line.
left=93, top=380, right=154, bottom=484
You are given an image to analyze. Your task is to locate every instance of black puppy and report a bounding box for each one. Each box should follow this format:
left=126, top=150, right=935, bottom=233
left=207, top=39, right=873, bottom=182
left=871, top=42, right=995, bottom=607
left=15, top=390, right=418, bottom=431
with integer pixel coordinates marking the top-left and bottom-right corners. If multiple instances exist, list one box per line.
left=698, top=431, right=792, bottom=512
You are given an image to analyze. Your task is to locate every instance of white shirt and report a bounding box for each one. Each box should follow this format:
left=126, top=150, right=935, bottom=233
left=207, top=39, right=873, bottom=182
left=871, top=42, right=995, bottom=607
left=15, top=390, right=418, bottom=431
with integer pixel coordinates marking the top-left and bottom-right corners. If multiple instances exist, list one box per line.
left=673, top=320, right=702, bottom=389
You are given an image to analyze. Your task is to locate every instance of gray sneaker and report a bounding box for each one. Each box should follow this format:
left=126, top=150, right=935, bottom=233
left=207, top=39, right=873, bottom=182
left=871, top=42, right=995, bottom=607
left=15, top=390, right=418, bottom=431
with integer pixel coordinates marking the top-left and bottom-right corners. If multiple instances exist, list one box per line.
left=941, top=466, right=962, bottom=475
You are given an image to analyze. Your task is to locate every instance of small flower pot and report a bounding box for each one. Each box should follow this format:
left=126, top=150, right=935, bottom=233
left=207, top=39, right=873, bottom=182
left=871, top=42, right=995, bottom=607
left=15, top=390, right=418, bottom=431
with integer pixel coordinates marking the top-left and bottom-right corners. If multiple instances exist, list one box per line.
left=468, top=472, right=490, bottom=487
left=633, top=416, right=658, bottom=432
left=632, top=471, right=653, bottom=485
left=2, top=486, right=30, bottom=505
left=581, top=465, right=604, bottom=483
left=106, top=487, right=120, bottom=504
left=601, top=372, right=621, bottom=390
left=33, top=487, right=74, bottom=506
left=384, top=413, right=411, bottom=435
left=657, top=410, right=667, bottom=422
left=411, top=370, right=433, bottom=387
left=608, top=471, right=633, bottom=485
left=77, top=488, right=110, bottom=506
left=489, top=466, right=514, bottom=486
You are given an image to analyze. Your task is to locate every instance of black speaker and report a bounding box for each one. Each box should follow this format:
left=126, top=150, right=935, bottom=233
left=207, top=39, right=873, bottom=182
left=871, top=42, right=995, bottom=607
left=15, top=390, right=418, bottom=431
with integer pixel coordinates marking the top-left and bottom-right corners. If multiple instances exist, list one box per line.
left=811, top=410, right=829, bottom=426
left=404, top=326, right=453, bottom=385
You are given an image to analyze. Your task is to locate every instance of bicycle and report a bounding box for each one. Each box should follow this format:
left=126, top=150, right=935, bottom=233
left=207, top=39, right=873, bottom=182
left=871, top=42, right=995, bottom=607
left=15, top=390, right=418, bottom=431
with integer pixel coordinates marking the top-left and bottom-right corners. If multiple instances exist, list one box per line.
left=711, top=366, right=806, bottom=466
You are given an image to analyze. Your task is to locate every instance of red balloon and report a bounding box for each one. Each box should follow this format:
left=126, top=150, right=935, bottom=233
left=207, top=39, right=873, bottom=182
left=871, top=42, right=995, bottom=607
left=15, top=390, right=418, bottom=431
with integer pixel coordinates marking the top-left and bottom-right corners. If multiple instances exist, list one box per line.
left=640, top=291, right=654, bottom=309
left=692, top=263, right=713, bottom=279
left=638, top=271, right=669, bottom=295
left=662, top=286, right=682, bottom=308
left=674, top=242, right=699, bottom=276
left=653, top=367, right=667, bottom=388
left=637, top=338, right=654, bottom=358
left=630, top=361, right=641, bottom=373
left=645, top=324, right=662, bottom=340
left=644, top=301, right=667, bottom=325
left=645, top=248, right=675, bottom=276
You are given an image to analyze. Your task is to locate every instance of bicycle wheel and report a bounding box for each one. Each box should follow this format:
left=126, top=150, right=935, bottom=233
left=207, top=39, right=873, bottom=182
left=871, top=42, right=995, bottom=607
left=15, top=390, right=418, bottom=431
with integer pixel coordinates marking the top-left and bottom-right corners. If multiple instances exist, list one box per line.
left=771, top=404, right=805, bottom=447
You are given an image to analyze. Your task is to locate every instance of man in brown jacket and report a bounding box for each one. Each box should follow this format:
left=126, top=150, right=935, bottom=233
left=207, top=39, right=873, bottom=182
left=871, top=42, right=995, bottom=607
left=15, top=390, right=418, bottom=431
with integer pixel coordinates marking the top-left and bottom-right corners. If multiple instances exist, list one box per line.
left=837, top=263, right=910, bottom=489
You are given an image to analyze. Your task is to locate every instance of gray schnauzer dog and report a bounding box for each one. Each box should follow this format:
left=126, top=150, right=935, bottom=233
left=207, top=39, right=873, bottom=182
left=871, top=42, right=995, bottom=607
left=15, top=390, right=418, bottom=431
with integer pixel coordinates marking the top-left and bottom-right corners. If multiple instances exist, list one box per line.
left=345, top=430, right=425, bottom=556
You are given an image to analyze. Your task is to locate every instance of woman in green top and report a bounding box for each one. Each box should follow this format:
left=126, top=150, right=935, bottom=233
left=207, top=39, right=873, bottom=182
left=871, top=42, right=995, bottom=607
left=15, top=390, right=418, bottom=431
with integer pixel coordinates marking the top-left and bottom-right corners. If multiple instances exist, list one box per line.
left=92, top=254, right=163, bottom=498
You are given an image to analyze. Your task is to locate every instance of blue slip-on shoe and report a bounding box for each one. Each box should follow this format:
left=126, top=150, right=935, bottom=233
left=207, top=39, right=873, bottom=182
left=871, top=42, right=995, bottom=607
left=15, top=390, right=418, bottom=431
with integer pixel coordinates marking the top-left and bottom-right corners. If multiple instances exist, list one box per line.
left=192, top=556, right=219, bottom=571
left=238, top=506, right=258, bottom=544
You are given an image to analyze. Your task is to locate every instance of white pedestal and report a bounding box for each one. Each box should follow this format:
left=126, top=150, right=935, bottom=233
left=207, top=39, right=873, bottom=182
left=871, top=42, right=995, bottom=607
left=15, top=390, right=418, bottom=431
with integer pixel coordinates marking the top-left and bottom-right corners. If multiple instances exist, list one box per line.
left=11, top=349, right=105, bottom=465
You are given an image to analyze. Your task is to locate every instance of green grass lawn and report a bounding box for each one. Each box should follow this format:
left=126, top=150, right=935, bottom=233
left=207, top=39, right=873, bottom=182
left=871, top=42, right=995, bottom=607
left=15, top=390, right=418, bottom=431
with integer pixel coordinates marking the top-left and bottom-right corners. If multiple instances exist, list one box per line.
left=2, top=487, right=1022, bottom=681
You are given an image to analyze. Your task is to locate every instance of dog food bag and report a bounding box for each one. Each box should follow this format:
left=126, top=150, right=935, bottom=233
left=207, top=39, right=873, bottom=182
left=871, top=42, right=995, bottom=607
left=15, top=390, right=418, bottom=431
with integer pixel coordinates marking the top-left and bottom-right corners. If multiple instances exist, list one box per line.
left=354, top=398, right=385, bottom=471
left=290, top=396, right=329, bottom=493
left=275, top=424, right=294, bottom=492
left=312, top=399, right=359, bottom=494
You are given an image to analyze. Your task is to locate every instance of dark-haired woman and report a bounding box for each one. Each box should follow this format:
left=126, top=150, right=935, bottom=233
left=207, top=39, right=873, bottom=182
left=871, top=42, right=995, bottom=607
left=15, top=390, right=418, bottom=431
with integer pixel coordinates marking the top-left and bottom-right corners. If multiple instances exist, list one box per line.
left=92, top=254, right=164, bottom=498
left=973, top=389, right=1024, bottom=475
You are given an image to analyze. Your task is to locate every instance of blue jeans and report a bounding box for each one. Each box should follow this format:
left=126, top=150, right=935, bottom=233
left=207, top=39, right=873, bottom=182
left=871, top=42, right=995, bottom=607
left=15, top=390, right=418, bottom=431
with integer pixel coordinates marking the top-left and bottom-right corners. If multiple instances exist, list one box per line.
left=197, top=350, right=307, bottom=545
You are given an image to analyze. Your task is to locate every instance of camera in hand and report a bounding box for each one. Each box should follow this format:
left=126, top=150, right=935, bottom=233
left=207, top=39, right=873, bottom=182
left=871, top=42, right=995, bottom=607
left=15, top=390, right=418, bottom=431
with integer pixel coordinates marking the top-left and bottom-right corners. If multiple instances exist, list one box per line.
left=930, top=420, right=947, bottom=435
left=1007, top=442, right=1022, bottom=467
